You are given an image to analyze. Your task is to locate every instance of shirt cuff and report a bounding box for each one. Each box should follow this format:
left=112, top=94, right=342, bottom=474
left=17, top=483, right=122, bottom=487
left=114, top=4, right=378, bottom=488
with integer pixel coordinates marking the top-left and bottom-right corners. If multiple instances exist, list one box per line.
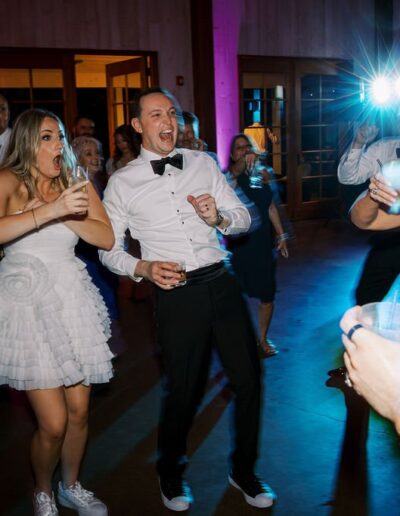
left=216, top=211, right=232, bottom=235
left=124, top=255, right=143, bottom=282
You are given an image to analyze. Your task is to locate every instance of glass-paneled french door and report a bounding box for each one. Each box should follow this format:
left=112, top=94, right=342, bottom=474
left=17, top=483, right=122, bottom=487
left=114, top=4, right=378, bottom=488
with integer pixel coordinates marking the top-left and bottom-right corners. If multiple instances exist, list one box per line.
left=240, top=57, right=355, bottom=219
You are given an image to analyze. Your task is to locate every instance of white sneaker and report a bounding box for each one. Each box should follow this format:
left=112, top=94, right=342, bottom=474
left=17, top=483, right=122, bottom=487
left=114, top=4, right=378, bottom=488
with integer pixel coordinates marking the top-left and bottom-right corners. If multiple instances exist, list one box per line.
left=159, top=476, right=193, bottom=512
left=229, top=473, right=276, bottom=508
left=33, top=491, right=59, bottom=516
left=57, top=481, right=108, bottom=516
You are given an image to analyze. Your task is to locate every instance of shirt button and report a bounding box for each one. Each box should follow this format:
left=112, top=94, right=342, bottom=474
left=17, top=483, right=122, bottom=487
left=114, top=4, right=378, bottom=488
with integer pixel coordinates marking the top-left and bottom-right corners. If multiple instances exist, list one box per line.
left=172, top=192, right=175, bottom=194
left=177, top=209, right=179, bottom=212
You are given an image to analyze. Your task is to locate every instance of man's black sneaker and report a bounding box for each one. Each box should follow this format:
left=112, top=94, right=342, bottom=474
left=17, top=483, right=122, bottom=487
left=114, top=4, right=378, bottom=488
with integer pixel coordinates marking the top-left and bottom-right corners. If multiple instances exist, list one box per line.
left=229, top=473, right=276, bottom=508
left=159, top=476, right=193, bottom=512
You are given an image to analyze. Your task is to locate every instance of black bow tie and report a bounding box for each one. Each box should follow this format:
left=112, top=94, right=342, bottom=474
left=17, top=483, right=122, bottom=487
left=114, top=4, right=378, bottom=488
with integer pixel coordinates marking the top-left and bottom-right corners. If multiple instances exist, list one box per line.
left=150, top=154, right=183, bottom=175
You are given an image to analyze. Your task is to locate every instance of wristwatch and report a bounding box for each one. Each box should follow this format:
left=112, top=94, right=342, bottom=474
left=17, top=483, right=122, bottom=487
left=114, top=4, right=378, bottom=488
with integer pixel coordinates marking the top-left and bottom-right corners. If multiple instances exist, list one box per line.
left=214, top=210, right=224, bottom=227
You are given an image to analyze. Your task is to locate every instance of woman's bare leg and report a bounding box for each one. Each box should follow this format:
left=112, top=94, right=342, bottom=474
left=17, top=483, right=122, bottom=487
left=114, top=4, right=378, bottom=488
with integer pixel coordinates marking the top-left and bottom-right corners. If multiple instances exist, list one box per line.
left=26, top=388, right=68, bottom=495
left=60, top=384, right=91, bottom=487
left=258, top=301, right=274, bottom=343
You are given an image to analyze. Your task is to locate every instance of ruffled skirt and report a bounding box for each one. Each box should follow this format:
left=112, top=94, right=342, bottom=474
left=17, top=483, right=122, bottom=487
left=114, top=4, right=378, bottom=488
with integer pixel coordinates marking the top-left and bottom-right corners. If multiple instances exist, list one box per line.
left=0, top=252, right=114, bottom=390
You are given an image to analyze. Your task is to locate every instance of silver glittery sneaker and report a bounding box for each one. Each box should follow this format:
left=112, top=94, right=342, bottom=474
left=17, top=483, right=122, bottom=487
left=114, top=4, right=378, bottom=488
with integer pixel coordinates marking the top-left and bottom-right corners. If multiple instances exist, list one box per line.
left=57, top=481, right=108, bottom=516
left=33, top=491, right=59, bottom=516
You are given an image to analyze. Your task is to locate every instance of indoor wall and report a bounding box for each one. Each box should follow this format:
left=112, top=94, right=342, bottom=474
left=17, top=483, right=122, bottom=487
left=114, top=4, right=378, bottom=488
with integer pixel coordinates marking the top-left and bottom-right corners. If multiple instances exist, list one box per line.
left=0, top=0, right=194, bottom=111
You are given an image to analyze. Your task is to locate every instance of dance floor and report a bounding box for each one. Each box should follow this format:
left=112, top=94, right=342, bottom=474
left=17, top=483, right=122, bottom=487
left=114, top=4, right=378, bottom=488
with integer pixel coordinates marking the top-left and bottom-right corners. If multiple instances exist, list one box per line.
left=1, top=218, right=400, bottom=515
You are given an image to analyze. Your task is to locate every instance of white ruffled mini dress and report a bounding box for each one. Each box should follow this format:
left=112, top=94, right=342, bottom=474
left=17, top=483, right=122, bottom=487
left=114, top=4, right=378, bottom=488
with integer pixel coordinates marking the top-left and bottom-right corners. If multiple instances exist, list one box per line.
left=0, top=220, right=114, bottom=390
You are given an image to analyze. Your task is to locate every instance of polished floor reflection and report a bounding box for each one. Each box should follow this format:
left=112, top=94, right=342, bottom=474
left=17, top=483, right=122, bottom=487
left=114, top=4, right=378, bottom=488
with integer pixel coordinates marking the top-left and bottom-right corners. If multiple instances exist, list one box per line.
left=1, top=218, right=400, bottom=515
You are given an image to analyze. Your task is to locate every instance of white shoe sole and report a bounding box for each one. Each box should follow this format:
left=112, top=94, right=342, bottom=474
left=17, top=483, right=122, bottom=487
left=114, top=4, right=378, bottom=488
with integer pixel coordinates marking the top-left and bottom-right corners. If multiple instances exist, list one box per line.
left=159, top=478, right=192, bottom=512
left=229, top=476, right=275, bottom=508
left=58, top=494, right=108, bottom=516
left=160, top=492, right=191, bottom=512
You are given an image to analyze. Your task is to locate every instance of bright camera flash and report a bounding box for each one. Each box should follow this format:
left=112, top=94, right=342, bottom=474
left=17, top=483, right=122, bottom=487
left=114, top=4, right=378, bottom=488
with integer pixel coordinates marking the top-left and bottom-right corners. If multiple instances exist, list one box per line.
left=371, top=76, right=391, bottom=105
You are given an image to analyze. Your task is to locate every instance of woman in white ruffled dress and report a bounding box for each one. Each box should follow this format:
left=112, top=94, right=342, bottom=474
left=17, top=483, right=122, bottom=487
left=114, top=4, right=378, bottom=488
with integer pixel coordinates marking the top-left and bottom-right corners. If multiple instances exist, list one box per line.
left=0, top=109, right=114, bottom=516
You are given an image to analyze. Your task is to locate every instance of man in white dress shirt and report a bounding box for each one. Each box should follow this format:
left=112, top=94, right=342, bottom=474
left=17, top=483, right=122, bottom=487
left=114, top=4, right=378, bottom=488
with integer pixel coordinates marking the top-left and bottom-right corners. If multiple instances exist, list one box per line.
left=100, top=87, right=275, bottom=511
left=0, top=94, right=11, bottom=164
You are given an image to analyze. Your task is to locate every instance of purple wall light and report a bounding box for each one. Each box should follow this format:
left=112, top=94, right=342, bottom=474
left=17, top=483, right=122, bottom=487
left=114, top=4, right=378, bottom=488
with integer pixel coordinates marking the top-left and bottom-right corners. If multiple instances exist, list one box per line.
left=212, top=0, right=243, bottom=169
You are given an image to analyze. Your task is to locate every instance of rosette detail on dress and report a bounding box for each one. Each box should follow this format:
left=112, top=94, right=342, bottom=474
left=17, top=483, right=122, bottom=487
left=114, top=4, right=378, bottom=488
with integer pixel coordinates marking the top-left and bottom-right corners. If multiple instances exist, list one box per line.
left=0, top=253, right=50, bottom=305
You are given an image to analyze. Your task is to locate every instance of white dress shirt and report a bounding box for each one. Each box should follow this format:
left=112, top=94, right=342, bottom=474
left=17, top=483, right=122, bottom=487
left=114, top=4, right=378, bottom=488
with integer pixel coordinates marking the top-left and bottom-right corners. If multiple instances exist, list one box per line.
left=338, top=137, right=400, bottom=185
left=0, top=127, right=11, bottom=164
left=99, top=147, right=251, bottom=279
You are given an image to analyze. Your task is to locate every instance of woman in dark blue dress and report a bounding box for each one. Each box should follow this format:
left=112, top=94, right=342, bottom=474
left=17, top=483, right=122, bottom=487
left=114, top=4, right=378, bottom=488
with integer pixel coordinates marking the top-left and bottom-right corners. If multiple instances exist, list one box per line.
left=225, top=134, right=289, bottom=357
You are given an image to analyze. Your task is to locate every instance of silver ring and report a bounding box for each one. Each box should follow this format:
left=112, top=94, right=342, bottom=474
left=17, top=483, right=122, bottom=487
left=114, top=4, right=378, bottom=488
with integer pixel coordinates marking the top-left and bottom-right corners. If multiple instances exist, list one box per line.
left=370, top=187, right=379, bottom=195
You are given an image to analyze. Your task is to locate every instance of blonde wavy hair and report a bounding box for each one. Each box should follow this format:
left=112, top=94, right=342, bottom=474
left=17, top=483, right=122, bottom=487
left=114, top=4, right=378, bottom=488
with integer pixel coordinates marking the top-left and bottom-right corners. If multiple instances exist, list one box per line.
left=1, top=108, right=76, bottom=199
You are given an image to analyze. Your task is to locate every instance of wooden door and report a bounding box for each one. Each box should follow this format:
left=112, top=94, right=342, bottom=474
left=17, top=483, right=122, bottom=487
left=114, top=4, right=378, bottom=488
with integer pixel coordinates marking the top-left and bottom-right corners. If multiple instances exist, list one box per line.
left=240, top=57, right=355, bottom=219
left=294, top=60, right=353, bottom=218
left=106, top=57, right=155, bottom=154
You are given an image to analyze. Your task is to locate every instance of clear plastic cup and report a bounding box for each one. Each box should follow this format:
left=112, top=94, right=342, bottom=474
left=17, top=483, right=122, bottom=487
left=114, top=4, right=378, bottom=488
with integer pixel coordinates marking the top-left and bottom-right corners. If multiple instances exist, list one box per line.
left=380, top=160, right=400, bottom=214
left=248, top=163, right=264, bottom=189
left=359, top=302, right=400, bottom=341
left=176, top=261, right=187, bottom=287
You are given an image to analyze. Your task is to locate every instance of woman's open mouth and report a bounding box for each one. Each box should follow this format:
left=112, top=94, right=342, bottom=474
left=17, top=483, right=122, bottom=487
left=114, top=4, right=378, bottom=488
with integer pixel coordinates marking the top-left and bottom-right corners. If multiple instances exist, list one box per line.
left=53, top=155, right=62, bottom=170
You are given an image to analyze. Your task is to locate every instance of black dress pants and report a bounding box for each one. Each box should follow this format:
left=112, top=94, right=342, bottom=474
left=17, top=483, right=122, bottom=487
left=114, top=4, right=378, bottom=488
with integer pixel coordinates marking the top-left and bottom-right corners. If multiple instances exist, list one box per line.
left=355, top=240, right=400, bottom=305
left=155, top=270, right=261, bottom=479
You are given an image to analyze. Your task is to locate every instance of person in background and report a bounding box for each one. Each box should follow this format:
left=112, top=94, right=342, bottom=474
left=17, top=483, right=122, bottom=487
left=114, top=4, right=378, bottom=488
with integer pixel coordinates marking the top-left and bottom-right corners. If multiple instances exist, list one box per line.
left=72, top=136, right=108, bottom=196
left=71, top=115, right=96, bottom=138
left=350, top=160, right=400, bottom=231
left=105, top=124, right=140, bottom=176
left=225, top=133, right=289, bottom=358
left=340, top=305, right=400, bottom=434
left=177, top=111, right=205, bottom=150
left=0, top=93, right=12, bottom=164
left=177, top=110, right=220, bottom=165
left=329, top=113, right=400, bottom=381
left=100, top=87, right=276, bottom=512
left=72, top=135, right=121, bottom=354
left=337, top=113, right=400, bottom=304
left=0, top=108, right=113, bottom=516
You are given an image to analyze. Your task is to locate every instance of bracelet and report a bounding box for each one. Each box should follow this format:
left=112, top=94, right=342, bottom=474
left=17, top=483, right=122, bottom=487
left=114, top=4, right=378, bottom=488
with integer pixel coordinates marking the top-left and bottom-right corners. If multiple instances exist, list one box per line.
left=276, top=232, right=289, bottom=242
left=31, top=209, right=39, bottom=230
left=214, top=210, right=224, bottom=227
left=368, top=190, right=379, bottom=203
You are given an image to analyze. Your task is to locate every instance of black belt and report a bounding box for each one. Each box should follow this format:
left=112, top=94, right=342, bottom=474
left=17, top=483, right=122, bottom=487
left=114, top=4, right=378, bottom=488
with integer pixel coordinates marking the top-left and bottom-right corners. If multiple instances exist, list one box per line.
left=186, top=261, right=226, bottom=286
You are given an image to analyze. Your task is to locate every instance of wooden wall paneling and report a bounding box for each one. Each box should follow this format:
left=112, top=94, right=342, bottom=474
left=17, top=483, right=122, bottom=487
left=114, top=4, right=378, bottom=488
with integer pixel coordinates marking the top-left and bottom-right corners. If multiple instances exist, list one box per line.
left=238, top=0, right=375, bottom=60
left=0, top=0, right=194, bottom=111
left=190, top=0, right=216, bottom=151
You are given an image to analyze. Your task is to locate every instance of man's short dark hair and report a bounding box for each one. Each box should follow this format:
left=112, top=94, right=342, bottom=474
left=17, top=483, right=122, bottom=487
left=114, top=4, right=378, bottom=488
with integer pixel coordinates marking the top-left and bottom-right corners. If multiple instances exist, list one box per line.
left=131, top=87, right=181, bottom=119
left=0, top=92, right=8, bottom=104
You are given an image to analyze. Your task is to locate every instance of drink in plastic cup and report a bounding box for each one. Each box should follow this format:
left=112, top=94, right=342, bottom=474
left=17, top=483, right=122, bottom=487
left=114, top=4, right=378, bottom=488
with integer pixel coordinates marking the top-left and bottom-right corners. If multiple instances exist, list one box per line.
left=176, top=261, right=187, bottom=287
left=359, top=302, right=400, bottom=341
left=67, top=165, right=88, bottom=191
left=248, top=163, right=264, bottom=189
left=380, top=160, right=400, bottom=214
